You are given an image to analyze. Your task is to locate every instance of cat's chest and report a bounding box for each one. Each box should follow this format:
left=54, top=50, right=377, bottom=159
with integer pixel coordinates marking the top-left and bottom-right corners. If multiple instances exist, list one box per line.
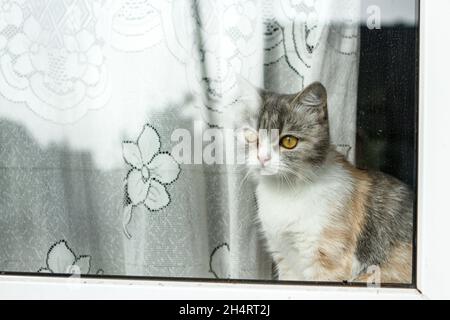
left=256, top=182, right=334, bottom=245
left=255, top=173, right=353, bottom=267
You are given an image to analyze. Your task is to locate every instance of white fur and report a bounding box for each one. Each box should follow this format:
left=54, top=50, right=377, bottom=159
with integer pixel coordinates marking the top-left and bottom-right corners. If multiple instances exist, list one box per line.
left=256, top=160, right=355, bottom=281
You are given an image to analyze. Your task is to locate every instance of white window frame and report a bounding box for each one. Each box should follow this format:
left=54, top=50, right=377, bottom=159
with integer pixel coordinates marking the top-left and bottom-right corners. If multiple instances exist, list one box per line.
left=0, top=0, right=448, bottom=300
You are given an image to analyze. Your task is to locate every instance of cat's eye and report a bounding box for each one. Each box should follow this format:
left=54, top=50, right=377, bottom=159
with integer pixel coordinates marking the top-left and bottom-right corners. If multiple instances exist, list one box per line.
left=280, top=135, right=299, bottom=149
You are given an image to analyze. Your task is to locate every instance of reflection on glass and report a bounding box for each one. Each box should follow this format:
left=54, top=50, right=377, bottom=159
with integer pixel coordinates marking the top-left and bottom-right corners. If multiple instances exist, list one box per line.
left=0, top=0, right=418, bottom=287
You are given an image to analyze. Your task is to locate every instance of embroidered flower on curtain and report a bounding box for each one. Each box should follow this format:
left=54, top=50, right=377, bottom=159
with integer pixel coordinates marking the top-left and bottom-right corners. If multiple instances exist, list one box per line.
left=63, top=30, right=104, bottom=86
left=9, top=17, right=104, bottom=88
left=209, top=243, right=231, bottom=279
left=289, top=0, right=320, bottom=52
left=222, top=0, right=258, bottom=51
left=122, top=124, right=180, bottom=238
left=38, top=240, right=103, bottom=275
left=0, top=1, right=22, bottom=50
left=0, top=0, right=112, bottom=123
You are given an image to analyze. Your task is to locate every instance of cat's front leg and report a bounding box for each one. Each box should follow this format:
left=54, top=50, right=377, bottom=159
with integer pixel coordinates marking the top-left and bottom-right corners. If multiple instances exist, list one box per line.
left=278, top=269, right=300, bottom=281
left=274, top=256, right=303, bottom=281
left=301, top=265, right=350, bottom=283
left=276, top=259, right=321, bottom=282
left=300, top=255, right=354, bottom=283
left=277, top=263, right=345, bottom=282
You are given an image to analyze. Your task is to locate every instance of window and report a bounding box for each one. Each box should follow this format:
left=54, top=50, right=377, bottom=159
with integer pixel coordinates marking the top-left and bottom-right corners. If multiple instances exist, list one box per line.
left=1, top=0, right=439, bottom=298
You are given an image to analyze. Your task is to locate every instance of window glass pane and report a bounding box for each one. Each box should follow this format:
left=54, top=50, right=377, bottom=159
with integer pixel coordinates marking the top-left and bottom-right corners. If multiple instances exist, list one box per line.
left=0, top=0, right=418, bottom=287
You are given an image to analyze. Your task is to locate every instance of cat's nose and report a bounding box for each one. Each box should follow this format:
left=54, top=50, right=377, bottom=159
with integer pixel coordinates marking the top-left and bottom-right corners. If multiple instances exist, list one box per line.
left=258, top=154, right=271, bottom=167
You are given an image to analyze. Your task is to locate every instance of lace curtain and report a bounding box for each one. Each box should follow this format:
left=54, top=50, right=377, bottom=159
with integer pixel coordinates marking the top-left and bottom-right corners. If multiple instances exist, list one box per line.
left=0, top=0, right=359, bottom=279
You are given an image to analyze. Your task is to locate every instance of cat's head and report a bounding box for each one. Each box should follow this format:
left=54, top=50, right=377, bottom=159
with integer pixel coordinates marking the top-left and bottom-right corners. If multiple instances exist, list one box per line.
left=239, top=82, right=330, bottom=184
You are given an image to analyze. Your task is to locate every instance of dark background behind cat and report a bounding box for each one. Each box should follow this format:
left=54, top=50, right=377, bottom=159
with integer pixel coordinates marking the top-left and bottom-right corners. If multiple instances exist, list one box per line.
left=356, top=0, right=418, bottom=189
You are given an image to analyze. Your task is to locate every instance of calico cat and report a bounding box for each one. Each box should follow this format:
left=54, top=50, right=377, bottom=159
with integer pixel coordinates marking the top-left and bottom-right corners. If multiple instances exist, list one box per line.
left=241, top=82, right=414, bottom=284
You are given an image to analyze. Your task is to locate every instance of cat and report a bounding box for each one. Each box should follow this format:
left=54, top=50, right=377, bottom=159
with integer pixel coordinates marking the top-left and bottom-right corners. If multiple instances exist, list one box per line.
left=239, top=82, right=414, bottom=284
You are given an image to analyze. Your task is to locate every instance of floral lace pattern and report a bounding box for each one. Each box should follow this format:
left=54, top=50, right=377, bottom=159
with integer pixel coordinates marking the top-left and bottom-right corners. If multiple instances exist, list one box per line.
left=122, top=124, right=180, bottom=238
left=110, top=0, right=163, bottom=51
left=0, top=0, right=360, bottom=279
left=38, top=240, right=103, bottom=275
left=0, top=0, right=113, bottom=123
left=209, top=243, right=230, bottom=279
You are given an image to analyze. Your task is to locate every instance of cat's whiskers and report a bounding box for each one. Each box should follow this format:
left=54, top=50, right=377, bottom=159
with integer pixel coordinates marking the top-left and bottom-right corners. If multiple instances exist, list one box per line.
left=237, top=169, right=252, bottom=195
left=281, top=163, right=319, bottom=184
left=277, top=164, right=306, bottom=186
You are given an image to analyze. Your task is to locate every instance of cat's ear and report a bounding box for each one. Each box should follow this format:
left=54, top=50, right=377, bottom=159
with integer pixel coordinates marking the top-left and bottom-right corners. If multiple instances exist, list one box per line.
left=293, top=82, right=327, bottom=108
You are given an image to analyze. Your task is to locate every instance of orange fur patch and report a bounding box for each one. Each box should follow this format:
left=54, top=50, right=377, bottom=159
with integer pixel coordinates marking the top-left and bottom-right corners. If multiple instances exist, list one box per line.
left=313, top=161, right=372, bottom=281
left=277, top=154, right=413, bottom=284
